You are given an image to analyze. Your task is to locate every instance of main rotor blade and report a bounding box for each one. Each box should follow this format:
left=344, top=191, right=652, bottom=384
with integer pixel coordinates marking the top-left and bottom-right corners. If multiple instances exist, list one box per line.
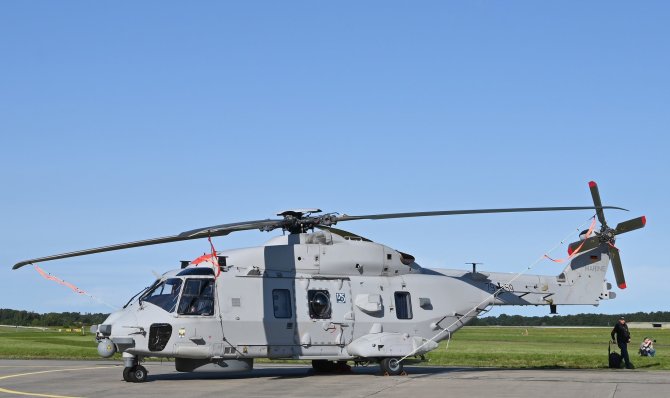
left=589, top=181, right=607, bottom=226
left=12, top=204, right=627, bottom=270
left=12, top=234, right=203, bottom=270
left=336, top=206, right=626, bottom=222
left=615, top=216, right=647, bottom=235
left=178, top=219, right=283, bottom=238
left=12, top=219, right=283, bottom=270
left=315, top=225, right=373, bottom=242
left=609, top=246, right=626, bottom=289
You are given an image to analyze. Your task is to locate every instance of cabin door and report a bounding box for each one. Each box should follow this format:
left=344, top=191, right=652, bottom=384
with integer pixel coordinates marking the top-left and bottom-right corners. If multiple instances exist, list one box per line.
left=262, top=277, right=298, bottom=358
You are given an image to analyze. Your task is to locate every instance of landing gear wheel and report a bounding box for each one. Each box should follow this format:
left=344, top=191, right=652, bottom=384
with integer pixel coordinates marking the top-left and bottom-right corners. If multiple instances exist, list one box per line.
left=380, top=358, right=403, bottom=376
left=312, top=360, right=337, bottom=373
left=132, top=365, right=148, bottom=383
left=122, top=367, right=135, bottom=382
left=335, top=361, right=352, bottom=373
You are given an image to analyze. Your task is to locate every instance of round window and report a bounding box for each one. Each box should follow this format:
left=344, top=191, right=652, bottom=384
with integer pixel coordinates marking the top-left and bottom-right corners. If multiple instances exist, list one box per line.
left=309, top=291, right=331, bottom=318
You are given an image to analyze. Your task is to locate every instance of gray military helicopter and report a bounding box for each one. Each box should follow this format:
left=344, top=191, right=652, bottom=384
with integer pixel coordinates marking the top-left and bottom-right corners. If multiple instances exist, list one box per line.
left=12, top=181, right=645, bottom=382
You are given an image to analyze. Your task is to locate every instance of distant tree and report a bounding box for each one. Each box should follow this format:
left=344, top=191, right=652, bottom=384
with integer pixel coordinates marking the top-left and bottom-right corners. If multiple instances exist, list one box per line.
left=0, top=308, right=108, bottom=327
left=470, top=311, right=670, bottom=326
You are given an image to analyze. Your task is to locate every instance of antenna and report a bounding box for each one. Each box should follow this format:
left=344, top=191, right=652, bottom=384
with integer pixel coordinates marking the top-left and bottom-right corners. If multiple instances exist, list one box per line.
left=466, top=262, right=483, bottom=273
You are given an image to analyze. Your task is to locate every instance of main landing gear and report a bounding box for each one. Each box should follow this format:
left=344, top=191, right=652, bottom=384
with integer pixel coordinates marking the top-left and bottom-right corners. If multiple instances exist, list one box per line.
left=379, top=358, right=404, bottom=376
left=312, top=358, right=405, bottom=376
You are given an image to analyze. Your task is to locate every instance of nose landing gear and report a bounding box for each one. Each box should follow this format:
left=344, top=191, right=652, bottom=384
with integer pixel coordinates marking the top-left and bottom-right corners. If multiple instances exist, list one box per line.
left=122, top=353, right=148, bottom=382
left=123, top=365, right=148, bottom=382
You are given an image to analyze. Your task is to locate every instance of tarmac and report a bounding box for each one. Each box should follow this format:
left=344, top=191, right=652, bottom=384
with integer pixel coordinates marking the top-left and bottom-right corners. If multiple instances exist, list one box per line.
left=0, top=359, right=668, bottom=398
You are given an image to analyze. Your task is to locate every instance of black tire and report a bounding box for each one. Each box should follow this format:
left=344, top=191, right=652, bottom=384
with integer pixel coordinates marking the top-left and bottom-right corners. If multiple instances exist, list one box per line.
left=335, top=361, right=351, bottom=372
left=379, top=358, right=403, bottom=376
left=132, top=365, right=148, bottom=383
left=312, top=360, right=337, bottom=373
left=123, top=367, right=135, bottom=382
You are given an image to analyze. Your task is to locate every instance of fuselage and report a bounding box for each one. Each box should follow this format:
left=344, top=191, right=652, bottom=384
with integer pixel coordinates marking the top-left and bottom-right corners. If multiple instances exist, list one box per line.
left=95, top=229, right=613, bottom=371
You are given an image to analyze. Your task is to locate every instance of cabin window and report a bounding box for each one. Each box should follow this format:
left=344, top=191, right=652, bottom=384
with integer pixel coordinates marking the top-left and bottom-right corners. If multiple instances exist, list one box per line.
left=394, top=291, right=413, bottom=319
left=273, top=289, right=292, bottom=318
left=178, top=279, right=215, bottom=316
left=308, top=290, right=331, bottom=319
left=141, top=278, right=182, bottom=313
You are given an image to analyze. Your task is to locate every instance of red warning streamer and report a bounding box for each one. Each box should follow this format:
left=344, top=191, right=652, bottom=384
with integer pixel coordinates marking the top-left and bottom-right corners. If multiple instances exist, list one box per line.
left=34, top=264, right=88, bottom=295
left=544, top=216, right=597, bottom=263
left=191, top=236, right=221, bottom=277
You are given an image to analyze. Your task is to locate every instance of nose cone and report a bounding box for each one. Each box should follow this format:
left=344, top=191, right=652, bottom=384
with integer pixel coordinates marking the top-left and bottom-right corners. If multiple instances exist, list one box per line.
left=102, top=307, right=139, bottom=329
left=102, top=307, right=140, bottom=337
left=96, top=307, right=142, bottom=356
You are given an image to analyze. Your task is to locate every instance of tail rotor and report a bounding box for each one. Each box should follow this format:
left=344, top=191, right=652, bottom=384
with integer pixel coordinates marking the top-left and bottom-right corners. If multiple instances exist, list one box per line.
left=568, top=181, right=646, bottom=289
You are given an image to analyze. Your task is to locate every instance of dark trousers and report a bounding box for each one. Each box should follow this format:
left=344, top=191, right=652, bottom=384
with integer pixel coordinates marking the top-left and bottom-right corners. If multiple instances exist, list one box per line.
left=619, top=342, right=632, bottom=368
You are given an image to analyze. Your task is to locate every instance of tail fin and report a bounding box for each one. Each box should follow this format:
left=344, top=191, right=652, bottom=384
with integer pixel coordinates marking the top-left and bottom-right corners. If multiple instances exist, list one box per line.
left=556, top=243, right=614, bottom=303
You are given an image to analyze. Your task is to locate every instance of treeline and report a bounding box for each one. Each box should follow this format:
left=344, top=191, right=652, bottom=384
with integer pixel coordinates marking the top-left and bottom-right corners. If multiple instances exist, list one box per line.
left=470, top=311, right=670, bottom=327
left=0, top=309, right=108, bottom=328
left=3, top=308, right=670, bottom=328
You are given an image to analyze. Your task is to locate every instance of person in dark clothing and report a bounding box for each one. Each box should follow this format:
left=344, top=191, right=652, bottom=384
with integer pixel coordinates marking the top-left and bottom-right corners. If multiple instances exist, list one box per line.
left=611, top=316, right=634, bottom=369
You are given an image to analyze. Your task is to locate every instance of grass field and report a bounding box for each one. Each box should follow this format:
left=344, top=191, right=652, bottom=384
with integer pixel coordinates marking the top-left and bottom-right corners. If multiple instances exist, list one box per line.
left=425, top=327, right=670, bottom=370
left=1, top=326, right=668, bottom=370
left=0, top=326, right=109, bottom=360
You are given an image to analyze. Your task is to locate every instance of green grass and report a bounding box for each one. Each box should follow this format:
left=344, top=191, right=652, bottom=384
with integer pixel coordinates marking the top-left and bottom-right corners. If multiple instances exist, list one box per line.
left=0, top=326, right=114, bottom=359
left=425, top=327, right=670, bottom=370
left=2, top=326, right=668, bottom=370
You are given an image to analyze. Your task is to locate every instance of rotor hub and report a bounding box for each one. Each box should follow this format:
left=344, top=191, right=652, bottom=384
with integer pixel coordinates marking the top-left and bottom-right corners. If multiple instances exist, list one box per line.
left=598, top=226, right=616, bottom=244
left=278, top=211, right=339, bottom=234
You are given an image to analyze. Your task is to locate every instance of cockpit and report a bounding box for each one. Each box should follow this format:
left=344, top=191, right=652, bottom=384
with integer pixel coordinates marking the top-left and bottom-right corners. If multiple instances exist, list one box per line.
left=141, top=278, right=182, bottom=312
left=139, top=269, right=216, bottom=316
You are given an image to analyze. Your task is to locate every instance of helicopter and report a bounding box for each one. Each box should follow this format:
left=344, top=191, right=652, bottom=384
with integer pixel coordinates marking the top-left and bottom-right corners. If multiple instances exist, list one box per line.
left=11, top=181, right=645, bottom=382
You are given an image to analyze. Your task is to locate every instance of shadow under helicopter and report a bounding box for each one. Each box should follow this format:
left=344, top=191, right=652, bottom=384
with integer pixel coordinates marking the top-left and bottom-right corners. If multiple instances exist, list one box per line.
left=144, top=364, right=605, bottom=382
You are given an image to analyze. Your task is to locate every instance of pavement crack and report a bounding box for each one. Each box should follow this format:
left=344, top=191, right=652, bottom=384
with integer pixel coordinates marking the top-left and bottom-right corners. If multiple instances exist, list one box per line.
left=609, top=383, right=618, bottom=398
left=363, top=377, right=414, bottom=397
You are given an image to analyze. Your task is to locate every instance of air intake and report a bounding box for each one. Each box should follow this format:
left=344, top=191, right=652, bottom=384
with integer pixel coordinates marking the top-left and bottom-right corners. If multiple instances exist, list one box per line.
left=149, top=323, right=172, bottom=352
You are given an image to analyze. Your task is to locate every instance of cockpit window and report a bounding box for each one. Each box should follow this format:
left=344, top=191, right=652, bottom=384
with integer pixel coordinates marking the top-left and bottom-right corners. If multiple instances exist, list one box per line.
left=178, top=279, right=215, bottom=316
left=177, top=267, right=215, bottom=276
left=124, top=281, right=157, bottom=308
left=141, top=278, right=182, bottom=313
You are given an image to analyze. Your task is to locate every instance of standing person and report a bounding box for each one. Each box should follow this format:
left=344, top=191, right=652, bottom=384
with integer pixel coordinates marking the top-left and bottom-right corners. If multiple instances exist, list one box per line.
left=611, top=316, right=634, bottom=369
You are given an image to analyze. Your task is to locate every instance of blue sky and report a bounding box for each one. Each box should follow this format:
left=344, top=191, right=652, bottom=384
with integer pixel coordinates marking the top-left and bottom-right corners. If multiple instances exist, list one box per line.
left=1, top=1, right=668, bottom=317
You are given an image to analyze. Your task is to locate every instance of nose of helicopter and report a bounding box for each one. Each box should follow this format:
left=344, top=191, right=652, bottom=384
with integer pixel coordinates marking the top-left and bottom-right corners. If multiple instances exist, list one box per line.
left=93, top=308, right=142, bottom=358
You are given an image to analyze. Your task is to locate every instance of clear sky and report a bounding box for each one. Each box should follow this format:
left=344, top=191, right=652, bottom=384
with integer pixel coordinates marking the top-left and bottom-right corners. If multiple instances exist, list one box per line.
left=1, top=1, right=668, bottom=318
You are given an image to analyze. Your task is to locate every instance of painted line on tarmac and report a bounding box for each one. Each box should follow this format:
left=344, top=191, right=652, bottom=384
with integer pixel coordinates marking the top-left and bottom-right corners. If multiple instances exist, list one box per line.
left=0, top=366, right=91, bottom=368
left=0, top=366, right=112, bottom=398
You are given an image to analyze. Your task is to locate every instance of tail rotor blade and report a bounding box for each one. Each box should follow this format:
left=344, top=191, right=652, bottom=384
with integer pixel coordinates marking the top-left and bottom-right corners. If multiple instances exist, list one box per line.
left=609, top=246, right=626, bottom=289
left=568, top=236, right=600, bottom=255
left=589, top=181, right=607, bottom=226
left=615, top=216, right=647, bottom=235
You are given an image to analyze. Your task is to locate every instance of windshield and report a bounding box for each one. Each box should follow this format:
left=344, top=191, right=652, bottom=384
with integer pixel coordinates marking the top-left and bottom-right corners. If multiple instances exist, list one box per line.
left=141, top=278, right=183, bottom=313
left=124, top=280, right=159, bottom=308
